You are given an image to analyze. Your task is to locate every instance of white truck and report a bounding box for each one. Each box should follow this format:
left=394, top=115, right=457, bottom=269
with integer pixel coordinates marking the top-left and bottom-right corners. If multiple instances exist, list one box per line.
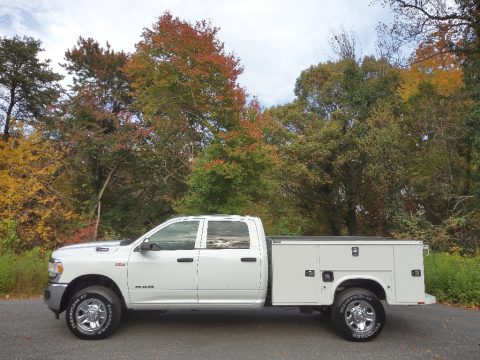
left=44, top=215, right=436, bottom=341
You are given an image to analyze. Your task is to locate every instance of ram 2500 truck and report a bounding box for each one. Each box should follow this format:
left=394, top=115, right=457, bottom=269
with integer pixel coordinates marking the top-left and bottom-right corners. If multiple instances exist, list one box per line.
left=44, top=215, right=435, bottom=341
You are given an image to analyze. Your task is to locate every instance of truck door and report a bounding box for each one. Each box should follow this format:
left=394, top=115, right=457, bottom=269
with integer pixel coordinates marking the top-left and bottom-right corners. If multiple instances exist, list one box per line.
left=197, top=220, right=262, bottom=305
left=127, top=219, right=202, bottom=304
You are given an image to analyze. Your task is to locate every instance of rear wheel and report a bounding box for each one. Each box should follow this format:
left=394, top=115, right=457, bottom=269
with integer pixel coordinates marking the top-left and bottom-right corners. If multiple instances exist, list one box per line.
left=331, top=288, right=385, bottom=342
left=66, top=286, right=122, bottom=340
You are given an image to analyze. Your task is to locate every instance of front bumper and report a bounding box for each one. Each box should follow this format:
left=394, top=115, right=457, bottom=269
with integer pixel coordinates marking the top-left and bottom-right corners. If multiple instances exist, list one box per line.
left=44, top=283, right=68, bottom=315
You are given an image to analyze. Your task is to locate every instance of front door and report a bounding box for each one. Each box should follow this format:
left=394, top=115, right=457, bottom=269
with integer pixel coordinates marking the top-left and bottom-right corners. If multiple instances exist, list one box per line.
left=128, top=219, right=202, bottom=304
left=197, top=219, right=262, bottom=304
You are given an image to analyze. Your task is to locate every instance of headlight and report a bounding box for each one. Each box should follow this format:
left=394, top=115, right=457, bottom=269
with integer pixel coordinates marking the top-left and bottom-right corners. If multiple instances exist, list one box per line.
left=48, top=259, right=63, bottom=278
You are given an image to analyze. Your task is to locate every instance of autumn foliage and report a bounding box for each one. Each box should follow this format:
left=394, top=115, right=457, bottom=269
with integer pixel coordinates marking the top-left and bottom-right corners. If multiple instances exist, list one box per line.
left=0, top=10, right=479, bottom=255
left=0, top=135, right=75, bottom=251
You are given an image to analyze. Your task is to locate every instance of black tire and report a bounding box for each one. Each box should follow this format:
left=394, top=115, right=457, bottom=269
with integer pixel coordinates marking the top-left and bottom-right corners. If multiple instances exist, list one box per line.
left=66, top=286, right=122, bottom=340
left=331, top=287, right=385, bottom=342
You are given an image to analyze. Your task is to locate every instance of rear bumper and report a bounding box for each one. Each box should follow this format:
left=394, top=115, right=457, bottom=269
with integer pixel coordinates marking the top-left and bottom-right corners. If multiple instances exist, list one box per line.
left=424, top=293, right=436, bottom=305
left=44, top=283, right=68, bottom=314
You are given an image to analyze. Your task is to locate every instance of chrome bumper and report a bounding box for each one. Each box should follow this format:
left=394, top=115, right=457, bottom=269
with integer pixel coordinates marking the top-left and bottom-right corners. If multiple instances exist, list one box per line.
left=44, top=283, right=68, bottom=315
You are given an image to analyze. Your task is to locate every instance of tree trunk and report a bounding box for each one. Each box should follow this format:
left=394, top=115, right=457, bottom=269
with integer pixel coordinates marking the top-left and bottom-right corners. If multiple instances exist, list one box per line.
left=326, top=214, right=340, bottom=235
left=94, top=201, right=102, bottom=240
left=463, top=144, right=472, bottom=196
left=93, top=163, right=119, bottom=240
left=2, top=88, right=15, bottom=142
left=345, top=203, right=357, bottom=235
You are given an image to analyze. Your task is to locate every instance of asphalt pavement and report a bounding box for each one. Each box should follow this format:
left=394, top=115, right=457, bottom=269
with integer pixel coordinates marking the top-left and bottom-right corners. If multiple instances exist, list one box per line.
left=0, top=299, right=478, bottom=360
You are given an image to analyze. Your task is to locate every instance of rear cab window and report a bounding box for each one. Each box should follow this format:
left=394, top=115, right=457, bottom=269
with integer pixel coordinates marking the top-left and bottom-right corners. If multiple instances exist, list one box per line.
left=206, top=221, right=250, bottom=249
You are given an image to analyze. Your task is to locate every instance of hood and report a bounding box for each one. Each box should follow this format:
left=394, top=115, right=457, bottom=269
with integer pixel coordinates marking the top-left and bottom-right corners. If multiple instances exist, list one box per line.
left=52, top=240, right=129, bottom=257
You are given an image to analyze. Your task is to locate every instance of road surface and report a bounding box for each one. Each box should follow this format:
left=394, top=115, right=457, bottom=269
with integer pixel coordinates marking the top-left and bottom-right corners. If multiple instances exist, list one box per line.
left=0, top=299, right=478, bottom=359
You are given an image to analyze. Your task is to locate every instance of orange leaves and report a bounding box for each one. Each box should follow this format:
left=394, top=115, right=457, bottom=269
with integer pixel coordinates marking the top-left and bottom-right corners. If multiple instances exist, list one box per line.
left=125, top=11, right=246, bottom=136
left=203, top=158, right=225, bottom=170
left=400, top=26, right=464, bottom=100
left=64, top=222, right=96, bottom=245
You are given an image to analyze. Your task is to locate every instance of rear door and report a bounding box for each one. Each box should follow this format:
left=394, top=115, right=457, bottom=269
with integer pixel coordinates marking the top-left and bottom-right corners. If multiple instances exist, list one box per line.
left=197, top=219, right=262, bottom=304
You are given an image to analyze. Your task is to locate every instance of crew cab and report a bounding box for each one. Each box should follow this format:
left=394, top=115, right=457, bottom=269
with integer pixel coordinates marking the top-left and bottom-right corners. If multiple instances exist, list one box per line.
left=44, top=215, right=435, bottom=341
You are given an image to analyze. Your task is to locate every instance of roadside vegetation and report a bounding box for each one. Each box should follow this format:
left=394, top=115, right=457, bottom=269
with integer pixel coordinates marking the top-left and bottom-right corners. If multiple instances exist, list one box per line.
left=0, top=249, right=50, bottom=298
left=0, top=1, right=479, bottom=304
left=424, top=253, right=480, bottom=307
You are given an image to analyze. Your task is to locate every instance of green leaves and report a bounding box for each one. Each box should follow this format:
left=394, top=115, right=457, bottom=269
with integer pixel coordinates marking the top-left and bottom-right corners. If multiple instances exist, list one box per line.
left=0, top=36, right=62, bottom=140
left=273, top=57, right=404, bottom=235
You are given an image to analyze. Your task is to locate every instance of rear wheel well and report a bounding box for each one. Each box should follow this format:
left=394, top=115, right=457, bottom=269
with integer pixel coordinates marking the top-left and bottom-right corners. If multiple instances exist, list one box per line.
left=334, top=279, right=386, bottom=301
left=60, top=275, right=126, bottom=313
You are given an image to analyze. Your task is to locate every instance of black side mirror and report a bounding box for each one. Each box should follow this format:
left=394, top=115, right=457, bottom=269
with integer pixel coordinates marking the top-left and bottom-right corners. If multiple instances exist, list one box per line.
left=138, top=238, right=161, bottom=251
left=139, top=239, right=152, bottom=251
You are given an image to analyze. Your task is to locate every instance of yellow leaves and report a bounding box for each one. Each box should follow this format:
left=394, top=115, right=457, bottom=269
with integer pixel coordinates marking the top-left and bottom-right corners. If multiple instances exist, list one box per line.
left=399, top=66, right=463, bottom=100
left=400, top=27, right=464, bottom=100
left=0, top=134, right=76, bottom=250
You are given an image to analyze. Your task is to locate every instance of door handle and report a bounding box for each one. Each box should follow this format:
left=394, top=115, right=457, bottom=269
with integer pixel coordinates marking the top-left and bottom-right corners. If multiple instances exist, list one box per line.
left=177, top=258, right=194, bottom=262
left=241, top=257, right=257, bottom=262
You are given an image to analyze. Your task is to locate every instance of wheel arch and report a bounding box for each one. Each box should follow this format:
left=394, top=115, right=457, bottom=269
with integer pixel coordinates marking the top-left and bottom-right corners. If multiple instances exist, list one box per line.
left=60, top=274, right=126, bottom=313
left=327, top=276, right=391, bottom=305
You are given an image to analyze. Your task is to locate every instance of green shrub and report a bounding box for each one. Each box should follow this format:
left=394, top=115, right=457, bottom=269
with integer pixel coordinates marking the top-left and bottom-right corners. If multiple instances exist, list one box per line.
left=0, top=253, right=14, bottom=293
left=0, top=219, right=20, bottom=254
left=424, top=252, right=480, bottom=306
left=0, top=248, right=50, bottom=296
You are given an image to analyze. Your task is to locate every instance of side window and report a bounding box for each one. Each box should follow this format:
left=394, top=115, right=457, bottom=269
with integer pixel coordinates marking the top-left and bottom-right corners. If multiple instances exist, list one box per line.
left=149, top=221, right=199, bottom=250
left=206, top=221, right=250, bottom=249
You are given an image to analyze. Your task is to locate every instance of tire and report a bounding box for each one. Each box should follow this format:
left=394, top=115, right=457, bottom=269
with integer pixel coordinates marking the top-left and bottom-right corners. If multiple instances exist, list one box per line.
left=331, top=287, right=385, bottom=342
left=66, top=286, right=122, bottom=340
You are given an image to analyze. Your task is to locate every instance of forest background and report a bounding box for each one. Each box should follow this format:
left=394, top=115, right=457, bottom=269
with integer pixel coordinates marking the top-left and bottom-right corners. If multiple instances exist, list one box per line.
left=0, top=1, right=478, bottom=306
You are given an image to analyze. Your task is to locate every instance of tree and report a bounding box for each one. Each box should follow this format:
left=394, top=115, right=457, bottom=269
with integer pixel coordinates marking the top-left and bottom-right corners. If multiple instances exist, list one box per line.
left=380, top=1, right=479, bottom=243
left=270, top=57, right=403, bottom=235
left=176, top=102, right=272, bottom=213
left=0, top=36, right=62, bottom=141
left=378, top=1, right=479, bottom=61
left=125, top=12, right=246, bottom=164
left=117, top=13, right=249, bottom=236
left=0, top=133, right=75, bottom=251
left=61, top=37, right=144, bottom=239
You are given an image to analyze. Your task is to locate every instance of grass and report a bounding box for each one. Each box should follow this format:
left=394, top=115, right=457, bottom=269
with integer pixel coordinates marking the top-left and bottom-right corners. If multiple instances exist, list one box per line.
left=424, top=252, right=480, bottom=307
left=0, top=248, right=50, bottom=297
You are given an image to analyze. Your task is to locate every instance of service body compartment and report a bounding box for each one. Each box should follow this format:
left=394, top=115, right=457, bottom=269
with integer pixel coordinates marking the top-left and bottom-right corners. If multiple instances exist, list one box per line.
left=393, top=245, right=426, bottom=303
left=270, top=244, right=320, bottom=304
left=270, top=237, right=427, bottom=306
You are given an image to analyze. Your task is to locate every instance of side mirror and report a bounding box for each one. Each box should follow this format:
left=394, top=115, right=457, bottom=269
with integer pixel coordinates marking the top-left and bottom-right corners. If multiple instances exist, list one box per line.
left=139, top=238, right=152, bottom=251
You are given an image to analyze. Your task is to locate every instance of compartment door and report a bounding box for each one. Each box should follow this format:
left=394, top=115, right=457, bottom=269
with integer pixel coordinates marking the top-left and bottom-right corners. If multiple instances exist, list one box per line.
left=272, top=245, right=320, bottom=304
left=394, top=245, right=425, bottom=303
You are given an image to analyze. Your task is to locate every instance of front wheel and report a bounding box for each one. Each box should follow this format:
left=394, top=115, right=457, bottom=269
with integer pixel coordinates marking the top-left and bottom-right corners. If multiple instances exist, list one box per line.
left=331, top=288, right=385, bottom=342
left=66, top=286, right=122, bottom=340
